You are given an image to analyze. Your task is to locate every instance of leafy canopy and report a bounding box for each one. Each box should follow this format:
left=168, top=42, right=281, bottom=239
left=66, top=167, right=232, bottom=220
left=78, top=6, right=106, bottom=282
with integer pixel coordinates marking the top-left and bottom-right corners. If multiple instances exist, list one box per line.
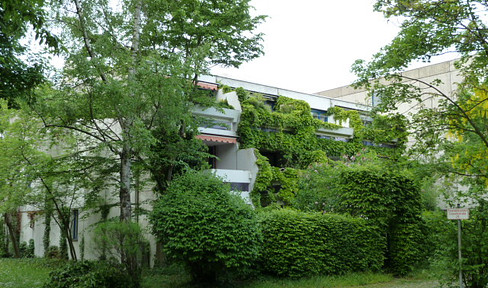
left=352, top=0, right=488, bottom=187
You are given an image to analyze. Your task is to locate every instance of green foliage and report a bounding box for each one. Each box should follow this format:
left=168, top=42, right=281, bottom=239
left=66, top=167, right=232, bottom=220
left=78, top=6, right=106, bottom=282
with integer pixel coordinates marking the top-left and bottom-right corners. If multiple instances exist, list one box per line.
left=42, top=260, right=137, bottom=288
left=235, top=87, right=250, bottom=103
left=148, top=123, right=210, bottom=193
left=337, top=165, right=424, bottom=276
left=251, top=151, right=300, bottom=207
left=0, top=217, right=7, bottom=257
left=93, top=220, right=147, bottom=284
left=427, top=200, right=488, bottom=288
left=238, top=95, right=342, bottom=169
left=293, top=162, right=345, bottom=213
left=0, top=0, right=57, bottom=107
left=93, top=220, right=146, bottom=261
left=353, top=0, right=488, bottom=182
left=258, top=209, right=384, bottom=278
left=216, top=99, right=234, bottom=109
left=150, top=171, right=261, bottom=283
left=241, top=95, right=405, bottom=208
left=238, top=94, right=404, bottom=171
left=46, top=246, right=61, bottom=259
left=19, top=240, right=35, bottom=258
left=295, top=160, right=426, bottom=276
left=327, top=106, right=364, bottom=133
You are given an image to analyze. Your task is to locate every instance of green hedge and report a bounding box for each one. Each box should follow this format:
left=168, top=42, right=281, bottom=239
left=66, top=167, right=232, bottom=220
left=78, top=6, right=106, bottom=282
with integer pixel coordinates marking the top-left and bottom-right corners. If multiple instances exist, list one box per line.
left=258, top=209, right=384, bottom=278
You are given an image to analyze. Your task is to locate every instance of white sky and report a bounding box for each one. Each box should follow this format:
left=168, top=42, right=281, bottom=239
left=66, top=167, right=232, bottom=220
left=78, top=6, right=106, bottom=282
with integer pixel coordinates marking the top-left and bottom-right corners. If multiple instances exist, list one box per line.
left=211, top=0, right=403, bottom=94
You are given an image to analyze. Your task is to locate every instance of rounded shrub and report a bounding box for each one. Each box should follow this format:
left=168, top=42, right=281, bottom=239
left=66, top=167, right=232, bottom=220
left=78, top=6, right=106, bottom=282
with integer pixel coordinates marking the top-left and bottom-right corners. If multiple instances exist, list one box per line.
left=259, top=209, right=384, bottom=278
left=149, top=171, right=262, bottom=283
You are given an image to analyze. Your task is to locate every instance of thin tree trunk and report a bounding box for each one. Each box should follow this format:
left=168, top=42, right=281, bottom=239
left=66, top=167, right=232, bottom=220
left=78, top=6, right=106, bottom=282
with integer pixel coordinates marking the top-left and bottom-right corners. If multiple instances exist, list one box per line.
left=4, top=213, right=20, bottom=258
left=119, top=145, right=132, bottom=223
left=43, top=200, right=52, bottom=257
left=65, top=227, right=78, bottom=261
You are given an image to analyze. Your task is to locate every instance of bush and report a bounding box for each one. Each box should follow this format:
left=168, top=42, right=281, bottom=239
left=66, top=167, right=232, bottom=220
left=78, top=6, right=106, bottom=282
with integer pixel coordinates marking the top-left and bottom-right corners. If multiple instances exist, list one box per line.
left=93, top=219, right=147, bottom=283
left=46, top=246, right=61, bottom=259
left=296, top=163, right=426, bottom=276
left=259, top=209, right=384, bottom=278
left=19, top=239, right=35, bottom=258
left=43, top=260, right=137, bottom=288
left=150, top=171, right=261, bottom=283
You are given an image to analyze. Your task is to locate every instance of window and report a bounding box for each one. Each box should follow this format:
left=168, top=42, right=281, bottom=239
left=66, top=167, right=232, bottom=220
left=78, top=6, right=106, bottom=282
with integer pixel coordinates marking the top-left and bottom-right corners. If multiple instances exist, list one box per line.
left=72, top=209, right=79, bottom=241
left=202, top=119, right=232, bottom=131
left=317, top=134, right=332, bottom=140
left=372, top=92, right=382, bottom=107
left=311, top=109, right=328, bottom=122
left=229, top=182, right=250, bottom=192
left=208, top=146, right=217, bottom=169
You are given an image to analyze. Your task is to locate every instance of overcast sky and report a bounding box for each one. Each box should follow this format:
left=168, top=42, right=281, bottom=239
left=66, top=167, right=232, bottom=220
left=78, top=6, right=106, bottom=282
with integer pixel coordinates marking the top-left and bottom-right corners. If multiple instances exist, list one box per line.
left=211, top=0, right=402, bottom=94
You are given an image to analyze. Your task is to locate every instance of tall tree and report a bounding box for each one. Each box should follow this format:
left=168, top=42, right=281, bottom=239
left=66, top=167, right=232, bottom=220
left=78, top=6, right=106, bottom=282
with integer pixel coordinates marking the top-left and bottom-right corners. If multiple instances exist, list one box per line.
left=352, top=0, right=488, bottom=188
left=31, top=0, right=264, bottom=276
left=36, top=0, right=264, bottom=220
left=0, top=0, right=57, bottom=106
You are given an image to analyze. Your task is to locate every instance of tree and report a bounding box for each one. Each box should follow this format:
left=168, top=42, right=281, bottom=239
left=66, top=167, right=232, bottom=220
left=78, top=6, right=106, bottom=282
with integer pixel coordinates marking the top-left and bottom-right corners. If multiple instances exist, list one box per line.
left=0, top=100, right=107, bottom=260
left=150, top=171, right=261, bottom=284
left=29, top=0, right=264, bottom=280
left=352, top=0, right=488, bottom=191
left=0, top=0, right=57, bottom=107
left=35, top=0, right=265, bottom=221
left=352, top=0, right=488, bottom=284
left=0, top=101, right=36, bottom=257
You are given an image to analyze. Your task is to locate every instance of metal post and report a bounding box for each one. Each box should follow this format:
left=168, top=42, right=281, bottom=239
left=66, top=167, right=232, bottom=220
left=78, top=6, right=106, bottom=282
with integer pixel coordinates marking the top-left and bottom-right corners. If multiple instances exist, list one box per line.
left=457, top=204, right=464, bottom=288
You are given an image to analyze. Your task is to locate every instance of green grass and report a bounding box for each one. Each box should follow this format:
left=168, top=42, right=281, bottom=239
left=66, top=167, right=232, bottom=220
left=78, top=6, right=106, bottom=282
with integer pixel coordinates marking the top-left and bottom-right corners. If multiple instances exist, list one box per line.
left=239, top=273, right=394, bottom=288
left=0, top=258, right=438, bottom=288
left=142, top=267, right=438, bottom=288
left=0, top=258, right=63, bottom=288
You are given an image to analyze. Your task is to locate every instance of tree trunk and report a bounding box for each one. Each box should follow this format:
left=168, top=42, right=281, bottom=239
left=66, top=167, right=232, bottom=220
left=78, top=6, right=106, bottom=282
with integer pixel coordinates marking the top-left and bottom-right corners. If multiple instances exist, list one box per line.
left=119, top=146, right=132, bottom=223
left=43, top=202, right=52, bottom=257
left=4, top=213, right=20, bottom=258
left=66, top=229, right=78, bottom=261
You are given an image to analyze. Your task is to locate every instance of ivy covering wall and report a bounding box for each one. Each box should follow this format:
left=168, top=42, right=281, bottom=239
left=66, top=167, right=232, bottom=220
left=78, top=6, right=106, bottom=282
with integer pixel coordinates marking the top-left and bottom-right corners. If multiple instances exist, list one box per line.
left=234, top=89, right=407, bottom=208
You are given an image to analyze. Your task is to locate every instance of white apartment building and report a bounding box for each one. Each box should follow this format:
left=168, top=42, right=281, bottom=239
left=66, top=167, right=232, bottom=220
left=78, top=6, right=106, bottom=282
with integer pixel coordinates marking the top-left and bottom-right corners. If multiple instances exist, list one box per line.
left=16, top=74, right=371, bottom=263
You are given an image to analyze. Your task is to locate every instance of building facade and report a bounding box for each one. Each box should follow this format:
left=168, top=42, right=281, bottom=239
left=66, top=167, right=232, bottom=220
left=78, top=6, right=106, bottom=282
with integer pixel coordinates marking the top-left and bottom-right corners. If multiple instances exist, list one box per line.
left=16, top=75, right=370, bottom=263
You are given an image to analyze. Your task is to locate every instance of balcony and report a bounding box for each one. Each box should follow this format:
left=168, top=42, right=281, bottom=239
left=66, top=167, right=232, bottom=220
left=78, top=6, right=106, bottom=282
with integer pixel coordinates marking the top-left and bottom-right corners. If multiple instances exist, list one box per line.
left=193, top=107, right=240, bottom=137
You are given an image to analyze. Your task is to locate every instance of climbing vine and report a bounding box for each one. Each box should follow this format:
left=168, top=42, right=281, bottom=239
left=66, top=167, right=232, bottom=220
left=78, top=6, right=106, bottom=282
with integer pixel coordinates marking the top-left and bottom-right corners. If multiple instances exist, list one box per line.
left=235, top=90, right=408, bottom=208
left=327, top=106, right=364, bottom=133
left=252, top=150, right=300, bottom=207
left=238, top=95, right=342, bottom=169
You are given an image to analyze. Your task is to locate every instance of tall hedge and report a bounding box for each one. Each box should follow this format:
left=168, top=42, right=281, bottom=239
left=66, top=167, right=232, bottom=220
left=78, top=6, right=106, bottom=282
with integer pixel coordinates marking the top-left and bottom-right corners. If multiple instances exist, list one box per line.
left=337, top=166, right=424, bottom=275
left=259, top=209, right=384, bottom=278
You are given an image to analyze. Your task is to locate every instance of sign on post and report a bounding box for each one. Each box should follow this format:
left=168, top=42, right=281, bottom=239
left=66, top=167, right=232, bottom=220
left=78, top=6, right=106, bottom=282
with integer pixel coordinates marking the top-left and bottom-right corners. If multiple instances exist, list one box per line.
left=447, top=208, right=470, bottom=220
left=447, top=207, right=469, bottom=288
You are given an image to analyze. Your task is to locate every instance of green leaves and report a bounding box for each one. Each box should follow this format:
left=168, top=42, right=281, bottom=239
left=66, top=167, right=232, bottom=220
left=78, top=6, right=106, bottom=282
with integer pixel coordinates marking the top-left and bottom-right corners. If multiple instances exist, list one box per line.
left=150, top=171, right=261, bottom=282
left=259, top=209, right=384, bottom=278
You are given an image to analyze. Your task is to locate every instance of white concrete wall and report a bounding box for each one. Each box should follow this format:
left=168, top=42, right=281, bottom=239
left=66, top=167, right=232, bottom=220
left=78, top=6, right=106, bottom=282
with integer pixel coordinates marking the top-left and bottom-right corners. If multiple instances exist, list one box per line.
left=215, top=144, right=238, bottom=170
left=236, top=148, right=259, bottom=192
left=316, top=60, right=463, bottom=114
left=216, top=90, right=242, bottom=111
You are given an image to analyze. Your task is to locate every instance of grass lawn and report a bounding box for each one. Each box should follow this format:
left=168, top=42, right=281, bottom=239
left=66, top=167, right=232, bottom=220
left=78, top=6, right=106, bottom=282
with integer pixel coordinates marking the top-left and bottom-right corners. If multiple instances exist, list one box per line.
left=0, top=258, right=63, bottom=288
left=0, top=258, right=438, bottom=288
left=142, top=266, right=439, bottom=288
